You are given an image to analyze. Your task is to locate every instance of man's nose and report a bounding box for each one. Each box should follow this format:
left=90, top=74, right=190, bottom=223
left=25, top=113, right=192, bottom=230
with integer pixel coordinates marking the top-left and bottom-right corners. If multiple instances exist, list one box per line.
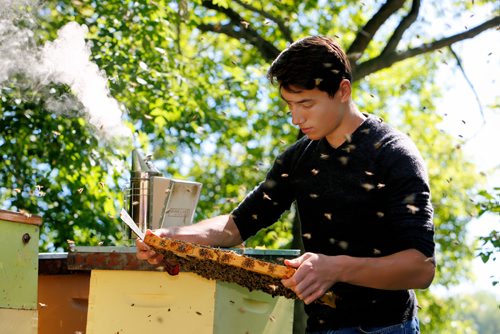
left=291, top=108, right=305, bottom=125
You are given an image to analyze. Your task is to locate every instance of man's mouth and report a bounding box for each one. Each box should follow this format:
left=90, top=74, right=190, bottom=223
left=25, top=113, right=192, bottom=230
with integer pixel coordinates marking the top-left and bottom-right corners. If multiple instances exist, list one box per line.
left=301, top=127, right=313, bottom=134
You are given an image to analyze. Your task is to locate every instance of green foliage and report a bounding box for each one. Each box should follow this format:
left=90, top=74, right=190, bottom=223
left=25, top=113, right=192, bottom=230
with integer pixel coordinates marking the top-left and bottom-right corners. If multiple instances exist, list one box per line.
left=475, top=188, right=499, bottom=266
left=419, top=290, right=500, bottom=334
left=452, top=291, right=500, bottom=334
left=0, top=81, right=128, bottom=251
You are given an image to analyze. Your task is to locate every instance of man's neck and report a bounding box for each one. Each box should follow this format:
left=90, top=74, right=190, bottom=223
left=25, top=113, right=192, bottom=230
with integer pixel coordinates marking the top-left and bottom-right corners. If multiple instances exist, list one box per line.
left=326, top=105, right=366, bottom=148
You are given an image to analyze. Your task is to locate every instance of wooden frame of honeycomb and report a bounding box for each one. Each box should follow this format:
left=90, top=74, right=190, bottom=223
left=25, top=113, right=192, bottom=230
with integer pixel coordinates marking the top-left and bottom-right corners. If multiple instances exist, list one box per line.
left=144, top=233, right=337, bottom=308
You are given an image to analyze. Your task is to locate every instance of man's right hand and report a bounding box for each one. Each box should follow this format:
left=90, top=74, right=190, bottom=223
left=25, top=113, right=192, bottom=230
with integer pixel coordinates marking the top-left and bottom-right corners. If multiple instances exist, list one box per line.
left=135, top=229, right=165, bottom=265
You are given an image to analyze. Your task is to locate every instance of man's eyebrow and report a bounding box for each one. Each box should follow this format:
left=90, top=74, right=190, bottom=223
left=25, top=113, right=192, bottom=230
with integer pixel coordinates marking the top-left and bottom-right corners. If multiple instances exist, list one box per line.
left=282, top=97, right=314, bottom=104
left=279, top=92, right=312, bottom=104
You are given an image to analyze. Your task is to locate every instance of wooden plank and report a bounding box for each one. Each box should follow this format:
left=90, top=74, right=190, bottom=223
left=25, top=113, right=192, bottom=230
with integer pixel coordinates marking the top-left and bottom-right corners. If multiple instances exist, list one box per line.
left=0, top=209, right=42, bottom=226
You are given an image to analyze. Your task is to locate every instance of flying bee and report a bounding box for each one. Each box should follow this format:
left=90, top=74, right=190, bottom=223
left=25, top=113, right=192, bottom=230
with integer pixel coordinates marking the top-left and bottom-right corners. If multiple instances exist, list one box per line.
left=361, top=183, right=374, bottom=191
left=20, top=209, right=32, bottom=218
left=338, top=156, right=349, bottom=165
left=406, top=204, right=419, bottom=214
left=338, top=241, right=349, bottom=250
left=403, top=193, right=416, bottom=204
left=320, top=153, right=330, bottom=160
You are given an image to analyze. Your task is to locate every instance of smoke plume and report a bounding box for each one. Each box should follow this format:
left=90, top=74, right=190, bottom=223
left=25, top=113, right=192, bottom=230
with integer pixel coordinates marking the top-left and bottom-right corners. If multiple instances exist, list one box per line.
left=0, top=0, right=132, bottom=143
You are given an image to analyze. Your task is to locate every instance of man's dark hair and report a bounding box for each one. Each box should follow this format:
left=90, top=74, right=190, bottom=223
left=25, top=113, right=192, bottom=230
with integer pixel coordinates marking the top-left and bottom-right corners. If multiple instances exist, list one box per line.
left=267, top=36, right=352, bottom=97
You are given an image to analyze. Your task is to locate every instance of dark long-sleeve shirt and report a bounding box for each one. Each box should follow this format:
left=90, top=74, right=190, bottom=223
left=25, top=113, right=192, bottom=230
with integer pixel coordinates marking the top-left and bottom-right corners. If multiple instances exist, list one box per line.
left=231, top=114, right=435, bottom=330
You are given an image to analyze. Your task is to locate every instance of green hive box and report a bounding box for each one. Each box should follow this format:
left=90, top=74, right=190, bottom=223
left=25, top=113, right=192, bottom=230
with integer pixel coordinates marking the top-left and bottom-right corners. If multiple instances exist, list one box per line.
left=0, top=209, right=41, bottom=309
left=0, top=209, right=42, bottom=334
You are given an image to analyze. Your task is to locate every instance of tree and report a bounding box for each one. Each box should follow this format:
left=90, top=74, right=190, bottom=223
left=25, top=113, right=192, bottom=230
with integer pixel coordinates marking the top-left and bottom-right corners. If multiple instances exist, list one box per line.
left=475, top=187, right=499, bottom=286
left=1, top=0, right=498, bottom=331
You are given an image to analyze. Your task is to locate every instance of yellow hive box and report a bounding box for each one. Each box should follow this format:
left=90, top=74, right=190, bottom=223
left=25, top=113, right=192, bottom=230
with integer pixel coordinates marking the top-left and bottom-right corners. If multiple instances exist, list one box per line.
left=86, top=270, right=294, bottom=334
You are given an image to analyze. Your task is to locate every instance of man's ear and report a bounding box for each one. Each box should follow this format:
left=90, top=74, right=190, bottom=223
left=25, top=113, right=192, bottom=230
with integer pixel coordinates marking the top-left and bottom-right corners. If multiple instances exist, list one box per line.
left=338, top=79, right=351, bottom=103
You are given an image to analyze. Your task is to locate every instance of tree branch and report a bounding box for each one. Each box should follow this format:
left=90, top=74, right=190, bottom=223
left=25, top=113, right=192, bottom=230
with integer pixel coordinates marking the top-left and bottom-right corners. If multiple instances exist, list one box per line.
left=447, top=44, right=488, bottom=146
left=448, top=45, right=485, bottom=122
left=352, top=16, right=500, bottom=81
left=381, top=0, right=421, bottom=55
left=347, top=0, right=405, bottom=59
left=197, top=22, right=280, bottom=61
left=233, top=0, right=294, bottom=43
left=199, top=0, right=280, bottom=62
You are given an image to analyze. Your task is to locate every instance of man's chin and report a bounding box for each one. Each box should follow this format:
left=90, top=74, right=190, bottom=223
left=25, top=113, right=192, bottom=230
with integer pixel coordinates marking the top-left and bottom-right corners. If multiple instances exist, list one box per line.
left=305, top=133, right=321, bottom=141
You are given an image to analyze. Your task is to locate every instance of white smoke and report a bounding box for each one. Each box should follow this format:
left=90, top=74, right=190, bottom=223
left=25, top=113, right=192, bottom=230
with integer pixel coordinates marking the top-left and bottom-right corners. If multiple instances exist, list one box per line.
left=0, top=2, right=38, bottom=84
left=0, top=0, right=132, bottom=143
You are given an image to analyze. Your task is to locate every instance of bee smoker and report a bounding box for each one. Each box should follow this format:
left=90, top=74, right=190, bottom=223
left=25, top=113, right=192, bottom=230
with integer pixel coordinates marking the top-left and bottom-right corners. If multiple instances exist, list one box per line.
left=126, top=149, right=202, bottom=238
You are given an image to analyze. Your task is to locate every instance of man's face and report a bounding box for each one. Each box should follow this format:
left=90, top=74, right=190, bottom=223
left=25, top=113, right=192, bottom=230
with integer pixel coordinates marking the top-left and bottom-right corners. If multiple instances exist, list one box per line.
left=281, top=85, right=347, bottom=142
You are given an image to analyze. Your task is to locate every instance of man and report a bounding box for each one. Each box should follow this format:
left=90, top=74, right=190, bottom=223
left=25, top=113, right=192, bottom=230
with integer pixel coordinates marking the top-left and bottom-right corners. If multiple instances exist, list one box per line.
left=136, top=36, right=435, bottom=333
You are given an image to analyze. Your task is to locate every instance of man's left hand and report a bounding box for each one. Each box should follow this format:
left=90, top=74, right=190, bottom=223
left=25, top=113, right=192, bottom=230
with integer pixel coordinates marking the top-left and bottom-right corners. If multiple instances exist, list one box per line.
left=281, top=252, right=339, bottom=305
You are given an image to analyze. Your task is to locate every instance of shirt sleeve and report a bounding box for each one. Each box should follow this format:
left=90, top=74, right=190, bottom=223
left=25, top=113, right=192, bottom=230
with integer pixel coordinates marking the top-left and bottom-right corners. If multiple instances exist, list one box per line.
left=380, top=135, right=435, bottom=258
left=231, top=144, right=301, bottom=241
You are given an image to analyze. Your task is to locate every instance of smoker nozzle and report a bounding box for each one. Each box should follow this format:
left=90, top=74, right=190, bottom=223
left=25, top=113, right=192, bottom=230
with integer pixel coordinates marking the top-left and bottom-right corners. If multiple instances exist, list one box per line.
left=131, top=149, right=162, bottom=177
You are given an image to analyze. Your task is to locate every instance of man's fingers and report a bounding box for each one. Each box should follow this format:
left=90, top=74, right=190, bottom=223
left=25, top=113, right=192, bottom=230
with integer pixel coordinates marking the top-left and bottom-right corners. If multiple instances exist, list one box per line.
left=135, top=237, right=150, bottom=251
left=147, top=253, right=164, bottom=265
left=135, top=237, right=157, bottom=261
left=135, top=229, right=166, bottom=264
left=284, top=257, right=301, bottom=268
left=136, top=250, right=150, bottom=260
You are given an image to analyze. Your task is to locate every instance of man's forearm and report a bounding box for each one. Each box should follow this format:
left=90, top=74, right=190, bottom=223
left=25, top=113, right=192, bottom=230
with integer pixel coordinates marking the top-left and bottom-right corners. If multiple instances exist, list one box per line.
left=161, top=214, right=243, bottom=247
left=336, top=248, right=435, bottom=290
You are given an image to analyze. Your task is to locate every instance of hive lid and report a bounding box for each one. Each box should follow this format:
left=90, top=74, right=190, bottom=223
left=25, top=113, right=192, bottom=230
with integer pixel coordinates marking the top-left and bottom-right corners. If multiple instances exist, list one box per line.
left=0, top=209, right=42, bottom=226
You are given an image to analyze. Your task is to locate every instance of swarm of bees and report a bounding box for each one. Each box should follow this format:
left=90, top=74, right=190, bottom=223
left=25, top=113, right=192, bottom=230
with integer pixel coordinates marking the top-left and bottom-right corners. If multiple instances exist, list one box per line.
left=151, top=246, right=297, bottom=299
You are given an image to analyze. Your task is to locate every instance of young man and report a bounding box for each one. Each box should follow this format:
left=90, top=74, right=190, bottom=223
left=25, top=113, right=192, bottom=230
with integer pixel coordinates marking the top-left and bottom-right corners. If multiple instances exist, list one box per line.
left=136, top=36, right=435, bottom=333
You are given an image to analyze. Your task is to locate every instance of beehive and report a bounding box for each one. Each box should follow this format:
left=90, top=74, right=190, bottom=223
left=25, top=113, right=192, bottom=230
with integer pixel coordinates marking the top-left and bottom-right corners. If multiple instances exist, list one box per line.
left=0, top=210, right=42, bottom=334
